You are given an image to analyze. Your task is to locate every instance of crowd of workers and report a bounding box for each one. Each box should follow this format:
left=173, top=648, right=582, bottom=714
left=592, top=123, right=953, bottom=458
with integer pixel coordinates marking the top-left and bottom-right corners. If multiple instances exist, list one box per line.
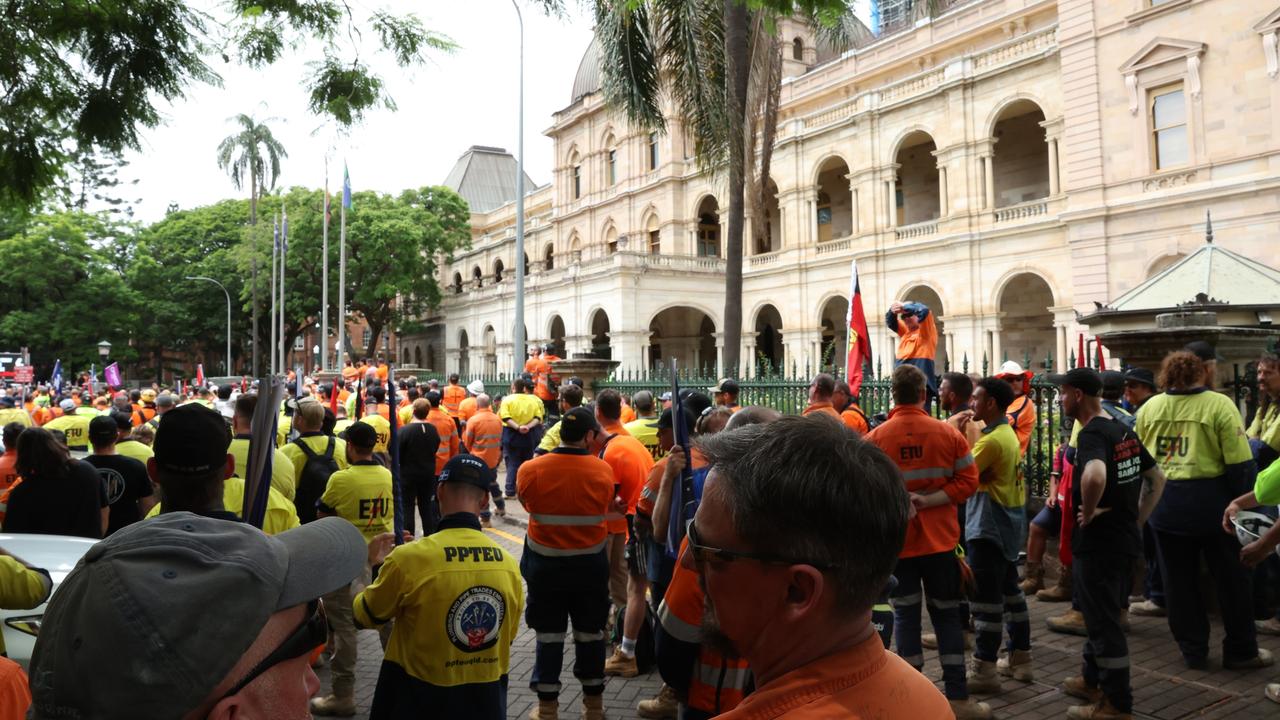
left=0, top=308, right=1276, bottom=720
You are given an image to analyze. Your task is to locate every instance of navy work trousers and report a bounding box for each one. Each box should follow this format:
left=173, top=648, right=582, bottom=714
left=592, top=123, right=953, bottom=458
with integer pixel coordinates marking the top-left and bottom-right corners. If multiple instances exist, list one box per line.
left=521, top=545, right=611, bottom=700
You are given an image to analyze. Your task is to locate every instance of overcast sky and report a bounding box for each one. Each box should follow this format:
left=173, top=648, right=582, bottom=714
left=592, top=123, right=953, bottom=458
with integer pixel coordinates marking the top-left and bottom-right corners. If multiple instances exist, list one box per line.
left=120, top=1, right=595, bottom=224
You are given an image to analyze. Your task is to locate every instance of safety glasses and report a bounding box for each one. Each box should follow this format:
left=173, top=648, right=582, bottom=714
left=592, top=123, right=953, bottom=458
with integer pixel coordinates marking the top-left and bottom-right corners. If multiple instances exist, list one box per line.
left=219, top=599, right=327, bottom=700
left=687, top=520, right=836, bottom=571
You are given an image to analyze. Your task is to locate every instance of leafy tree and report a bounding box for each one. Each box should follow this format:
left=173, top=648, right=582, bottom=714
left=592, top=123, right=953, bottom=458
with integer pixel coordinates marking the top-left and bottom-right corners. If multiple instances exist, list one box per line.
left=217, top=115, right=288, bottom=226
left=1, top=1, right=456, bottom=213
left=0, top=212, right=142, bottom=375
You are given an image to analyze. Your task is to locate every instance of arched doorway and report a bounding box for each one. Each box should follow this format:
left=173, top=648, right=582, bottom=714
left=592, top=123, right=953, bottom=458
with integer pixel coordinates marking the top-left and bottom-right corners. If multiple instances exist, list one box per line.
left=992, top=100, right=1050, bottom=207
left=482, top=325, right=497, bottom=376
left=818, top=296, right=850, bottom=374
left=458, top=330, right=470, bottom=376
left=999, top=273, right=1055, bottom=370
left=696, top=196, right=720, bottom=258
left=753, top=179, right=781, bottom=255
left=815, top=157, right=853, bottom=243
left=753, top=304, right=784, bottom=374
left=903, top=285, right=948, bottom=370
left=649, top=307, right=717, bottom=374
left=548, top=315, right=566, bottom=358
left=426, top=344, right=437, bottom=371
left=894, top=131, right=940, bottom=225
left=589, top=309, right=612, bottom=360
left=544, top=243, right=555, bottom=271
left=414, top=346, right=422, bottom=367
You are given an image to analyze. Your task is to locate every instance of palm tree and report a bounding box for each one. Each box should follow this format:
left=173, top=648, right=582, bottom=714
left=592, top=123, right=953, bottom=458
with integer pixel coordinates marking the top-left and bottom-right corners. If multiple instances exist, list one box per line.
left=216, top=114, right=287, bottom=225
left=594, top=0, right=858, bottom=372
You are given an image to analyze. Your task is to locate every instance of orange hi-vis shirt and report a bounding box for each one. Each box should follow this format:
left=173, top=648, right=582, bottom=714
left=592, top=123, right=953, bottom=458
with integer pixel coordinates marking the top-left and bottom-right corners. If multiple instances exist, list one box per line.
left=427, top=407, right=459, bottom=474
left=893, top=311, right=938, bottom=362
left=866, top=405, right=979, bottom=558
left=463, top=409, right=503, bottom=470
left=458, top=396, right=478, bottom=422
left=840, top=404, right=870, bottom=435
left=517, top=447, right=615, bottom=557
left=0, top=450, right=18, bottom=490
left=529, top=356, right=555, bottom=401
left=619, top=403, right=636, bottom=425
left=600, top=421, right=654, bottom=536
left=714, top=631, right=950, bottom=720
left=637, top=447, right=708, bottom=518
left=802, top=402, right=842, bottom=421
left=659, top=540, right=750, bottom=715
left=442, top=384, right=466, bottom=417
left=1006, top=394, right=1037, bottom=457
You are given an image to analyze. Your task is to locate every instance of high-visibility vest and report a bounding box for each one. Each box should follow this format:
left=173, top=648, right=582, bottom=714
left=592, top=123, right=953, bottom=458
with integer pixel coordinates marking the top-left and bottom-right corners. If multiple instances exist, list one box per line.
left=428, top=408, right=459, bottom=474
left=463, top=410, right=503, bottom=469
left=517, top=448, right=613, bottom=557
left=442, top=384, right=466, bottom=417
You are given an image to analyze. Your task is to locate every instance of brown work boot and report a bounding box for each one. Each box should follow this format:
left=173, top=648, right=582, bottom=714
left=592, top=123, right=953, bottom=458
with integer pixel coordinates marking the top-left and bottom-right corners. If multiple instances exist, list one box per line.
left=604, top=647, right=639, bottom=677
left=1046, top=609, right=1088, bottom=636
left=529, top=699, right=559, bottom=720
left=309, top=694, right=357, bottom=717
left=1065, top=698, right=1133, bottom=719
left=997, top=649, right=1034, bottom=682
left=1019, top=561, right=1044, bottom=594
left=637, top=684, right=678, bottom=719
left=966, top=658, right=1001, bottom=694
left=950, top=697, right=993, bottom=719
left=1062, top=676, right=1104, bottom=704
left=922, top=631, right=974, bottom=651
left=1036, top=570, right=1072, bottom=602
left=582, top=694, right=606, bottom=720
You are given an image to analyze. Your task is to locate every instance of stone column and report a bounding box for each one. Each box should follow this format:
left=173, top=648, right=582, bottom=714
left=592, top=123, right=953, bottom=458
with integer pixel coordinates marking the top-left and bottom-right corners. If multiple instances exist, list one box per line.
left=807, top=189, right=820, bottom=247
left=983, top=154, right=996, bottom=210
left=937, top=165, right=949, bottom=217
left=885, top=179, right=896, bottom=229
left=851, top=187, right=861, bottom=235
left=741, top=332, right=758, bottom=378
left=1051, top=305, right=1076, bottom=371
left=713, top=332, right=726, bottom=378
left=1047, top=138, right=1060, bottom=196
left=610, top=331, right=649, bottom=373
left=446, top=348, right=461, bottom=376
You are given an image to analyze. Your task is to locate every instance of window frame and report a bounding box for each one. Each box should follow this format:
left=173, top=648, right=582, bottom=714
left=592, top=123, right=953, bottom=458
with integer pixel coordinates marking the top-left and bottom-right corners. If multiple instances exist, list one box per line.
left=1149, top=84, right=1189, bottom=171
left=607, top=149, right=617, bottom=186
left=572, top=164, right=581, bottom=199
left=648, top=133, right=659, bottom=171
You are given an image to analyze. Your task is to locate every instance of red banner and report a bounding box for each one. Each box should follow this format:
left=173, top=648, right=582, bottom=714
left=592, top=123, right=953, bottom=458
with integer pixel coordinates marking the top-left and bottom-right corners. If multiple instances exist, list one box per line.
left=845, top=260, right=873, bottom=398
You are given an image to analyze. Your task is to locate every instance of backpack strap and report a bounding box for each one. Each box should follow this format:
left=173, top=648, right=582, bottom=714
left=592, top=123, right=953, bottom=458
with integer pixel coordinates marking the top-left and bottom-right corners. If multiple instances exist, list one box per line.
left=294, top=437, right=318, bottom=459
left=597, top=433, right=618, bottom=459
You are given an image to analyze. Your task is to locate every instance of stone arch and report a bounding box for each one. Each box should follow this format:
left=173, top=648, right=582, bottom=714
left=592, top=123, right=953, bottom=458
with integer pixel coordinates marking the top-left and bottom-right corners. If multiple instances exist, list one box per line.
left=543, top=241, right=556, bottom=271
left=457, top=329, right=470, bottom=376
left=471, top=265, right=483, bottom=288
left=452, top=271, right=463, bottom=295
left=649, top=306, right=717, bottom=373
left=817, top=294, right=851, bottom=374
left=482, top=325, right=498, bottom=376
left=564, top=144, right=581, bottom=166
left=892, top=130, right=941, bottom=225
left=588, top=307, right=612, bottom=360
left=598, top=125, right=618, bottom=149
left=414, top=345, right=423, bottom=367
left=997, top=272, right=1057, bottom=370
left=989, top=266, right=1061, bottom=311
left=547, top=315, right=566, bottom=357
left=983, top=93, right=1054, bottom=139
left=990, top=98, right=1050, bottom=207
left=898, top=283, right=948, bottom=370
left=568, top=230, right=582, bottom=257
left=426, top=343, right=438, bottom=372
left=1146, top=252, right=1186, bottom=278
left=753, top=178, right=781, bottom=254
left=493, top=258, right=505, bottom=283
left=694, top=195, right=721, bottom=258
left=641, top=208, right=662, bottom=254
left=814, top=156, right=853, bottom=243
left=886, top=125, right=939, bottom=165
left=753, top=303, right=785, bottom=373
left=792, top=36, right=804, bottom=61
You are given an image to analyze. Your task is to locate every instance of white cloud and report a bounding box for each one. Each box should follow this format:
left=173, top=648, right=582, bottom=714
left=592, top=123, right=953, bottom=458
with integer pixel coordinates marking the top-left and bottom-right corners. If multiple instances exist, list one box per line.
left=119, top=1, right=594, bottom=223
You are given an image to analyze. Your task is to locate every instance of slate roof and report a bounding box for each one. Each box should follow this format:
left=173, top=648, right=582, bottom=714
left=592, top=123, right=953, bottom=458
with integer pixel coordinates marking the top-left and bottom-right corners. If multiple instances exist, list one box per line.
left=1108, top=241, right=1280, bottom=312
left=442, top=146, right=537, bottom=214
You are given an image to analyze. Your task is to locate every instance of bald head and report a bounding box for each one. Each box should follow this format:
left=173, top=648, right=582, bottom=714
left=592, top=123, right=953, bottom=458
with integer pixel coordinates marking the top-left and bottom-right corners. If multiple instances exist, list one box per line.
left=725, top=406, right=782, bottom=431
left=477, top=393, right=492, bottom=409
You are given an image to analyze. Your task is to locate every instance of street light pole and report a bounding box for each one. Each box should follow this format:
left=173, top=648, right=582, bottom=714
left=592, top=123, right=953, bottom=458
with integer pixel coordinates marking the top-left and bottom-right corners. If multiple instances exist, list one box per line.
left=511, top=0, right=526, bottom=376
left=186, top=276, right=233, bottom=375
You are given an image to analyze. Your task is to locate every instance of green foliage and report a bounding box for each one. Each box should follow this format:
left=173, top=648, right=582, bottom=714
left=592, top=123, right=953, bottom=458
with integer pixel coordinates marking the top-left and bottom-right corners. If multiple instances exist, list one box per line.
left=0, top=212, right=143, bottom=371
left=216, top=114, right=288, bottom=224
left=306, top=57, right=393, bottom=126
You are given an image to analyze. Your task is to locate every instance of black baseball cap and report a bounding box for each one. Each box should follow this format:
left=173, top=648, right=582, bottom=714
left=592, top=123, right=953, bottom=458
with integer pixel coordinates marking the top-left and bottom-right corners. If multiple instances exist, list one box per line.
left=1046, top=368, right=1102, bottom=397
left=559, top=406, right=601, bottom=442
left=438, top=454, right=496, bottom=492
left=679, top=390, right=713, bottom=418
left=88, top=416, right=118, bottom=445
left=1099, top=370, right=1125, bottom=395
left=655, top=407, right=696, bottom=431
left=345, top=421, right=377, bottom=449
left=153, top=403, right=232, bottom=475
left=109, top=410, right=133, bottom=432
left=1123, top=367, right=1157, bottom=390
left=1184, top=340, right=1224, bottom=362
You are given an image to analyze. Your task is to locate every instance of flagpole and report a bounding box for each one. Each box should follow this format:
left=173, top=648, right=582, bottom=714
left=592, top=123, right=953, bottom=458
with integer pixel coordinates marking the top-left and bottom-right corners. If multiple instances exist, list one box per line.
left=270, top=213, right=279, bottom=375
left=280, top=204, right=288, bottom=375
left=321, top=157, right=330, bottom=372
left=337, top=163, right=348, bottom=373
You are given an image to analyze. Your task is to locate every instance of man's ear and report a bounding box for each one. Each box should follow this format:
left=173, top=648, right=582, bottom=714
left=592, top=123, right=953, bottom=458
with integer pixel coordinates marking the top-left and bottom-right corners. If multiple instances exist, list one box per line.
left=224, top=454, right=236, bottom=479
left=146, top=457, right=158, bottom=483
left=782, top=565, right=825, bottom=621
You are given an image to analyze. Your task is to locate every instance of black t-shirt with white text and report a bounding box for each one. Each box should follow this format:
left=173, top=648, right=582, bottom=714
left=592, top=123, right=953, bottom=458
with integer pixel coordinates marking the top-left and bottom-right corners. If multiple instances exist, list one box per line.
left=85, top=454, right=154, bottom=535
left=1071, top=416, right=1156, bottom=557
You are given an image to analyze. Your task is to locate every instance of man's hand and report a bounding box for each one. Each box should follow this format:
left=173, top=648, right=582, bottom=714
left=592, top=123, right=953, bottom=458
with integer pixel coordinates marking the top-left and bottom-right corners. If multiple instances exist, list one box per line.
left=890, top=301, right=904, bottom=315
left=1223, top=501, right=1242, bottom=535
left=518, top=425, right=529, bottom=435
left=1241, top=538, right=1275, bottom=568
left=610, top=496, right=626, bottom=516
left=1077, top=506, right=1110, bottom=527
left=368, top=533, right=397, bottom=566
left=662, top=446, right=686, bottom=488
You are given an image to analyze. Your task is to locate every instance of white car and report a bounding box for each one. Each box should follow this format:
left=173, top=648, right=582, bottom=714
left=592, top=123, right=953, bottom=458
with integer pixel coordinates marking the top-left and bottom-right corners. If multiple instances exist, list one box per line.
left=0, top=533, right=97, bottom=668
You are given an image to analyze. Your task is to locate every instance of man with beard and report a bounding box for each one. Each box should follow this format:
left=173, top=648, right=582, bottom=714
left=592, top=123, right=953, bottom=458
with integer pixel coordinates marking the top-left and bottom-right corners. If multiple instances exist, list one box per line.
left=679, top=415, right=949, bottom=719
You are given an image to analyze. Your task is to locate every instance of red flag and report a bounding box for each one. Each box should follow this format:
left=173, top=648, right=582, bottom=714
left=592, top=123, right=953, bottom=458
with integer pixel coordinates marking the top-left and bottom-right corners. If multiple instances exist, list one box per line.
left=1077, top=334, right=1086, bottom=369
left=241, top=377, right=247, bottom=394
left=1096, top=340, right=1107, bottom=371
left=196, top=363, right=205, bottom=388
left=845, top=260, right=873, bottom=397
left=330, top=378, right=340, bottom=416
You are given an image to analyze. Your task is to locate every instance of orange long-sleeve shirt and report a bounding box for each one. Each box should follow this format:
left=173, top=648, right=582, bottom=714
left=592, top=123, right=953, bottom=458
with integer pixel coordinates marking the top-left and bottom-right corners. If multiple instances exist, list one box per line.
left=427, top=407, right=459, bottom=474
left=462, top=409, right=503, bottom=470
left=517, top=447, right=614, bottom=556
left=600, top=421, right=653, bottom=536
left=1006, top=394, right=1036, bottom=457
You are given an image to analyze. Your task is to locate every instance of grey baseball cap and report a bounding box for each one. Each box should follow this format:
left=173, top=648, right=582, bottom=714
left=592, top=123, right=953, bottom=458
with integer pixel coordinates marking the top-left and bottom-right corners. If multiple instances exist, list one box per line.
left=29, top=512, right=367, bottom=719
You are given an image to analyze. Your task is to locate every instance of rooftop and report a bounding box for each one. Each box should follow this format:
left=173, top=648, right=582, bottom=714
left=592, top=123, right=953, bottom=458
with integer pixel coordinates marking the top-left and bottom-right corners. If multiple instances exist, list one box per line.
left=1105, top=238, right=1280, bottom=313
left=442, top=146, right=538, bottom=214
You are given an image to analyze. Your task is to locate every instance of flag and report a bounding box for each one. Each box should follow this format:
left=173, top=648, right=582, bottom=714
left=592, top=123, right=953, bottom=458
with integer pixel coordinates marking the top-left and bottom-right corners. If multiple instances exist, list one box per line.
left=50, top=359, right=62, bottom=394
left=104, top=363, right=121, bottom=388
left=342, top=163, right=352, bottom=210
left=1096, top=340, right=1107, bottom=371
left=1077, top=334, right=1086, bottom=369
left=330, top=377, right=340, bottom=417
left=666, top=360, right=696, bottom=557
left=845, top=260, right=873, bottom=398
left=281, top=204, right=288, bottom=254
left=196, top=364, right=205, bottom=388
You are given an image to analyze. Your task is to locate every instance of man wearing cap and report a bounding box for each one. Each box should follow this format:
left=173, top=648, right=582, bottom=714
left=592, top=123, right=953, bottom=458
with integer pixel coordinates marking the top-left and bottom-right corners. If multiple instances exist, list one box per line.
left=1050, top=368, right=1166, bottom=720
left=281, top=398, right=350, bottom=524
left=354, top=454, right=523, bottom=719
left=624, top=391, right=662, bottom=460
left=28, top=510, right=370, bottom=720
left=462, top=394, right=504, bottom=528
left=230, top=393, right=298, bottom=501
left=84, top=415, right=155, bottom=536
left=535, top=345, right=563, bottom=421
left=312, top=420, right=395, bottom=715
left=361, top=385, right=393, bottom=457
left=831, top=379, right=870, bottom=435
left=151, top=392, right=176, bottom=427
left=44, top=398, right=91, bottom=451
left=536, top=384, right=585, bottom=456
left=459, top=380, right=484, bottom=422
left=133, top=388, right=158, bottom=426
left=517, top=406, right=618, bottom=720
left=708, top=379, right=741, bottom=413
left=1185, top=340, right=1223, bottom=389
left=995, top=361, right=1038, bottom=457
left=1122, top=368, right=1158, bottom=414
left=500, top=377, right=545, bottom=499
left=888, top=299, right=940, bottom=397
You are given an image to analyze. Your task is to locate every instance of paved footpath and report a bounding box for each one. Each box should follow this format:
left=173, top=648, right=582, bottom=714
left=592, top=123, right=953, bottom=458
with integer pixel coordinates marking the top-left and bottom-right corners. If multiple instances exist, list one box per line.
left=318, top=501, right=1280, bottom=719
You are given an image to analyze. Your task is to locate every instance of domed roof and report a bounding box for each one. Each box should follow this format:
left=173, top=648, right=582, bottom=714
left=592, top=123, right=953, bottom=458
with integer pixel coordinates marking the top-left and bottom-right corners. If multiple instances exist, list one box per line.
left=570, top=37, right=601, bottom=103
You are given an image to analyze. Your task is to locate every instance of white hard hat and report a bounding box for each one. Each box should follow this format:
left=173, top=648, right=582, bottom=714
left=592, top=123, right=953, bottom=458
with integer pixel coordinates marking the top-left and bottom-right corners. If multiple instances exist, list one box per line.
left=466, top=380, right=485, bottom=395
left=997, top=360, right=1026, bottom=376
left=1233, top=510, right=1280, bottom=558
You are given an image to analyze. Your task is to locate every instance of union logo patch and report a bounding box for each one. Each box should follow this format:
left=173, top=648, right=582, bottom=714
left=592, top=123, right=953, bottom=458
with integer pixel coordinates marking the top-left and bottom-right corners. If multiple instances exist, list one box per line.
left=446, top=586, right=506, bottom=653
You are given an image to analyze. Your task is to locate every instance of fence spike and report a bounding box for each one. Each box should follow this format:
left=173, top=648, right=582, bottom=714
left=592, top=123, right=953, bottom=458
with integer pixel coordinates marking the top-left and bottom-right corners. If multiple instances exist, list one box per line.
left=962, top=352, right=969, bottom=374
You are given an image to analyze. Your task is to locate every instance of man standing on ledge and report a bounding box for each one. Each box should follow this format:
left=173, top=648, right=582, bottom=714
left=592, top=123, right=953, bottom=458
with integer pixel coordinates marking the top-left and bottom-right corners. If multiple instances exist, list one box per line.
left=887, top=300, right=939, bottom=397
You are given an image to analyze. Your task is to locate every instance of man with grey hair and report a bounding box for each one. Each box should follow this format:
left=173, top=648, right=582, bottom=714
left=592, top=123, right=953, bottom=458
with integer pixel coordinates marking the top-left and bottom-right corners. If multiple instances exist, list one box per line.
left=624, top=390, right=661, bottom=460
left=685, top=415, right=950, bottom=719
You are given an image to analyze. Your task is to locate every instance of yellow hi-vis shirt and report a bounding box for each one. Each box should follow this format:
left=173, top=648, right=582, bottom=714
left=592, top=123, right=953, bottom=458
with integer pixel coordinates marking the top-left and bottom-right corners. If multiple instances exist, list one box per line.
left=537, top=420, right=562, bottom=454
left=498, top=393, right=544, bottom=427
left=624, top=416, right=662, bottom=460
left=115, top=439, right=154, bottom=465
left=0, top=555, right=52, bottom=656
left=0, top=408, right=32, bottom=428
left=280, top=433, right=350, bottom=488
left=146, top=477, right=301, bottom=535
left=1248, top=402, right=1280, bottom=456
left=228, top=437, right=297, bottom=501
left=1136, top=390, right=1252, bottom=480
left=45, top=412, right=92, bottom=450
left=360, top=414, right=392, bottom=455
left=353, top=516, right=523, bottom=687
left=319, top=461, right=394, bottom=543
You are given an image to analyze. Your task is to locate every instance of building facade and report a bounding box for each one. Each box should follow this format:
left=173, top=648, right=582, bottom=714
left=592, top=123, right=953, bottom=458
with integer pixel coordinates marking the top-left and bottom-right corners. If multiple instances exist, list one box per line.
left=418, top=0, right=1280, bottom=379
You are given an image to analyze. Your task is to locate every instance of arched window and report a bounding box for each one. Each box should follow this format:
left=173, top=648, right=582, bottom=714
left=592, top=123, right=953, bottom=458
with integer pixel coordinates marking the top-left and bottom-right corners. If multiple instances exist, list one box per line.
left=604, top=225, right=618, bottom=254
left=646, top=214, right=661, bottom=254
left=648, top=132, right=659, bottom=170
left=452, top=272, right=463, bottom=294
left=544, top=243, right=555, bottom=271
left=472, top=266, right=483, bottom=288
left=605, top=135, right=618, bottom=186
left=570, top=152, right=582, bottom=199
left=792, top=37, right=804, bottom=61
left=493, top=259, right=505, bottom=283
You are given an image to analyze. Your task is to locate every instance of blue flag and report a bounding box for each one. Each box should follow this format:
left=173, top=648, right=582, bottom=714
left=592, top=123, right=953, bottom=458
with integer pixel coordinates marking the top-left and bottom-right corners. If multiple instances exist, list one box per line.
left=342, top=163, right=352, bottom=210
left=281, top=204, right=288, bottom=253
left=50, top=359, right=62, bottom=394
left=273, top=215, right=280, bottom=251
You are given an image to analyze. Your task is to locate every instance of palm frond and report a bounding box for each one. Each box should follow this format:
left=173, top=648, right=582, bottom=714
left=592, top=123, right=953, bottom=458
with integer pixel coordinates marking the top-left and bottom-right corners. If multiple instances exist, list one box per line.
left=594, top=1, right=664, bottom=130
left=653, top=0, right=729, bottom=172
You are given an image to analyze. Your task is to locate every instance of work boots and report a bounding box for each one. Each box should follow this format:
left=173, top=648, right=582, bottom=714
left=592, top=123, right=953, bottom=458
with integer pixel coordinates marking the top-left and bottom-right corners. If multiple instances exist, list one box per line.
left=949, top=697, right=993, bottom=719
left=582, top=694, right=606, bottom=720
left=1036, top=568, right=1072, bottom=602
left=996, top=649, right=1034, bottom=682
left=1019, top=561, right=1044, bottom=594
left=636, top=684, right=678, bottom=719
left=1046, top=609, right=1088, bottom=636
left=1066, top=699, right=1133, bottom=720
left=309, top=694, right=357, bottom=717
left=922, top=631, right=974, bottom=651
left=529, top=699, right=559, bottom=720
left=966, top=658, right=1001, bottom=694
left=1062, top=676, right=1104, bottom=704
left=604, top=647, right=639, bottom=677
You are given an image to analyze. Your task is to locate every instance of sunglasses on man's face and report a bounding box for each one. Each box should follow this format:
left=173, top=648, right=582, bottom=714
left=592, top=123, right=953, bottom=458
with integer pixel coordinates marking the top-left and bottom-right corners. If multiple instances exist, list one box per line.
left=219, top=599, right=327, bottom=700
left=686, top=520, right=836, bottom=571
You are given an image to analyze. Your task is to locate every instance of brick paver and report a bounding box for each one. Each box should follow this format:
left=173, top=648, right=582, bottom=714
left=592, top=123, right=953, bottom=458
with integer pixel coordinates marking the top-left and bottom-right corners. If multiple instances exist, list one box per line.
left=317, top=504, right=1280, bottom=719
